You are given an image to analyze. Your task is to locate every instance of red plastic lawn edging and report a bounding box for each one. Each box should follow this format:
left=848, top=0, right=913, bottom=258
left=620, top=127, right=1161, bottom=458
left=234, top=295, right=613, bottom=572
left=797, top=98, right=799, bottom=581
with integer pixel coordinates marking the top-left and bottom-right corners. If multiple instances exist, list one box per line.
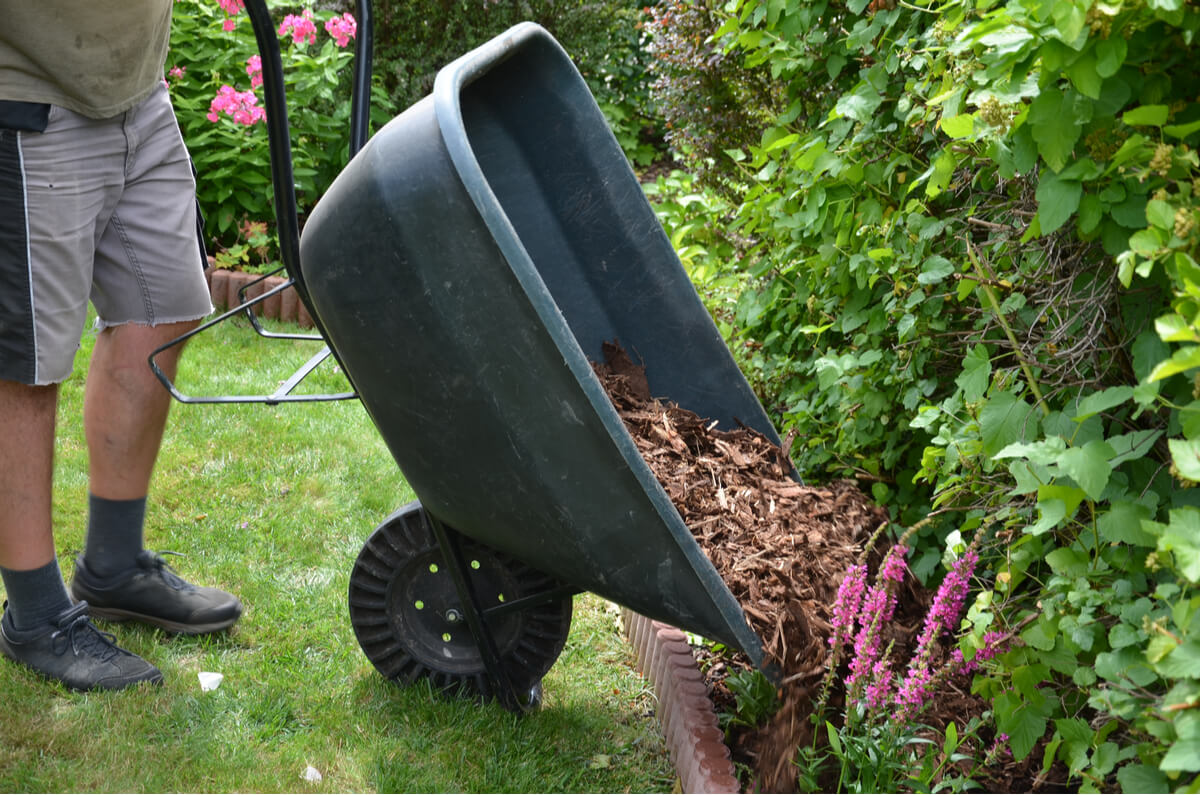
left=621, top=609, right=739, bottom=794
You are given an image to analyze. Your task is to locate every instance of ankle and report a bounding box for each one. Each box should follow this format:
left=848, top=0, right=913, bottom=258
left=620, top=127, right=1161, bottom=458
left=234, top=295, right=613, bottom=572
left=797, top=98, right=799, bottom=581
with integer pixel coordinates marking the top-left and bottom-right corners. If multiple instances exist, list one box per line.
left=0, top=558, right=74, bottom=632
left=82, top=494, right=147, bottom=578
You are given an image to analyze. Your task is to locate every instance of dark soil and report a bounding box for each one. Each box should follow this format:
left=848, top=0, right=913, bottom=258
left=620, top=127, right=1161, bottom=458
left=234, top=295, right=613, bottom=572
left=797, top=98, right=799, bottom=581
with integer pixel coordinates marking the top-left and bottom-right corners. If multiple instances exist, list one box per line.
left=592, top=342, right=1043, bottom=793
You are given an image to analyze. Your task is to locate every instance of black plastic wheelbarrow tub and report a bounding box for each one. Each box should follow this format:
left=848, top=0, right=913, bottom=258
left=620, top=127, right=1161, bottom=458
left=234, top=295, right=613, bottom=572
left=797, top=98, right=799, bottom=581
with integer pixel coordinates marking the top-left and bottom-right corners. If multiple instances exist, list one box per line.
left=300, top=23, right=779, bottom=665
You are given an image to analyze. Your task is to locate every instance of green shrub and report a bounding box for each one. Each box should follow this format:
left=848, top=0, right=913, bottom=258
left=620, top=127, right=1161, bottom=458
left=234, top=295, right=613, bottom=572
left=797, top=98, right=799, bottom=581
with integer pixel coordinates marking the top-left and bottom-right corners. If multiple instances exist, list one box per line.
left=370, top=0, right=663, bottom=165
left=647, top=0, right=1200, bottom=789
left=168, top=0, right=389, bottom=258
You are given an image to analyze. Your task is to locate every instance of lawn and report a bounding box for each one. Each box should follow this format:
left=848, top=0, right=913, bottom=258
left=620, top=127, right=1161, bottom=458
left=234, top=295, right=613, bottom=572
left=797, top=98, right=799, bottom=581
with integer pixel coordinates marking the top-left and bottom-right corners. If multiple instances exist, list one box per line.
left=0, top=307, right=675, bottom=793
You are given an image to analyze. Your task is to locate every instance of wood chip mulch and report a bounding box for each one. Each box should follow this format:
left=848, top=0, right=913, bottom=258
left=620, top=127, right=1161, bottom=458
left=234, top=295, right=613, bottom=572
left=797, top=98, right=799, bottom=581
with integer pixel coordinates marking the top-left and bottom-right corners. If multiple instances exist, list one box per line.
left=592, top=341, right=889, bottom=792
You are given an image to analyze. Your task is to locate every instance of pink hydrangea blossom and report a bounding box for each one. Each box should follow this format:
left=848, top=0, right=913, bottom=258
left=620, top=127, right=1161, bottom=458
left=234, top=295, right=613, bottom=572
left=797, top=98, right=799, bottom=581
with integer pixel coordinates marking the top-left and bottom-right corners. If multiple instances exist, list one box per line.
left=207, top=84, right=265, bottom=126
left=279, top=9, right=317, bottom=46
left=324, top=12, right=357, bottom=47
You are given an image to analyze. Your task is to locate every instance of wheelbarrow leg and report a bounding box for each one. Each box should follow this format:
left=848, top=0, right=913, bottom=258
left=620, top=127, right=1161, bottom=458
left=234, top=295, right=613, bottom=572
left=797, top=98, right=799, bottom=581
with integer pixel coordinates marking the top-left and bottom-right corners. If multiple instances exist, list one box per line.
left=427, top=514, right=538, bottom=712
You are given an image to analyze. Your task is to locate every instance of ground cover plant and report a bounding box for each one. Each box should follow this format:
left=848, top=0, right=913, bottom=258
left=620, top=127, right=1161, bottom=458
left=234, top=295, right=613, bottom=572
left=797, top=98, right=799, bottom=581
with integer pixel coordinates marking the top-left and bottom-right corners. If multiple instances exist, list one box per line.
left=643, top=0, right=1200, bottom=790
left=0, top=312, right=674, bottom=793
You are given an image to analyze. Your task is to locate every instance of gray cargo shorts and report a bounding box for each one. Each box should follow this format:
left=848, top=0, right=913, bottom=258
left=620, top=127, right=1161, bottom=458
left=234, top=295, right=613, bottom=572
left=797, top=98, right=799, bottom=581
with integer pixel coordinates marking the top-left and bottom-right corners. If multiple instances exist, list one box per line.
left=0, top=81, right=213, bottom=385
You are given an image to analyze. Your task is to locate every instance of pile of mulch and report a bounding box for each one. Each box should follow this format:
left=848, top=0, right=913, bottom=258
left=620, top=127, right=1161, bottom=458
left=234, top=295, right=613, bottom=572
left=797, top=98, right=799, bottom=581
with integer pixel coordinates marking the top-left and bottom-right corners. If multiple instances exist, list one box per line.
left=592, top=342, right=889, bottom=790
left=592, top=342, right=1052, bottom=793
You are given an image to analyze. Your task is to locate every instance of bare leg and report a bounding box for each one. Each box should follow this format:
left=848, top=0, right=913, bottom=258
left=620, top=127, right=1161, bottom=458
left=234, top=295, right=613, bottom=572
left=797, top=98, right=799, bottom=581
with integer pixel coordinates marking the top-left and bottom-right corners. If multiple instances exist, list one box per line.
left=0, top=380, right=57, bottom=571
left=84, top=320, right=197, bottom=501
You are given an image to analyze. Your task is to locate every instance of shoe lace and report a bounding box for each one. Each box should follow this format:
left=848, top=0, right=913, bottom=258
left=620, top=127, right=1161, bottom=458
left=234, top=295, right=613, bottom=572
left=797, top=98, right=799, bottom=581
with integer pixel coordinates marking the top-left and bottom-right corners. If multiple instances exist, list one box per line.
left=139, top=550, right=197, bottom=592
left=50, top=613, right=122, bottom=663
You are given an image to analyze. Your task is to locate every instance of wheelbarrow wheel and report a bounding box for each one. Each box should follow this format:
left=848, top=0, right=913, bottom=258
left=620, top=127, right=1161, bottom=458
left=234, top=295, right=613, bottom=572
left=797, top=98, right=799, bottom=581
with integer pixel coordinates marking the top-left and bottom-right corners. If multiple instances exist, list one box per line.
left=348, top=503, right=572, bottom=707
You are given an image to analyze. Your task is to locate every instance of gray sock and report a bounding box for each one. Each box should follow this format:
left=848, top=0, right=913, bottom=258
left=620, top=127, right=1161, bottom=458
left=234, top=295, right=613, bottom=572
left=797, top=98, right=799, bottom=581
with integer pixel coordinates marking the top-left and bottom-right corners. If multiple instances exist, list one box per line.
left=0, top=558, right=74, bottom=632
left=83, top=494, right=147, bottom=579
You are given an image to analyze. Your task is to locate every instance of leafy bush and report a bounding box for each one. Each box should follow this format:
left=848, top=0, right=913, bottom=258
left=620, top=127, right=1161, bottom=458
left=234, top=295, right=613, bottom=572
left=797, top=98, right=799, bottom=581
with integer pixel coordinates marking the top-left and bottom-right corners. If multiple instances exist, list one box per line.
left=369, top=0, right=663, bottom=165
left=646, top=0, right=1200, bottom=789
left=168, top=0, right=389, bottom=258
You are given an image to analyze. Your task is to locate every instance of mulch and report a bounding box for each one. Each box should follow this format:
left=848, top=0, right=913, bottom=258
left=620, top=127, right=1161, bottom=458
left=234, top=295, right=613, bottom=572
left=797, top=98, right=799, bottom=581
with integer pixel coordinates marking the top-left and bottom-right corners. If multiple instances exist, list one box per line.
left=592, top=341, right=1032, bottom=793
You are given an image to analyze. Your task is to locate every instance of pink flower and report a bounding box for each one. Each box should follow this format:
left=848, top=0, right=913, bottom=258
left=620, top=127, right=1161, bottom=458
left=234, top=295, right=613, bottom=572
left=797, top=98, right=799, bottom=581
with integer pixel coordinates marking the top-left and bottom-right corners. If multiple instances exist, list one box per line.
left=913, top=549, right=979, bottom=658
left=952, top=630, right=1007, bottom=676
left=279, top=9, right=317, bottom=46
left=246, top=54, right=263, bottom=88
left=830, top=564, right=867, bottom=650
left=324, top=12, right=357, bottom=47
left=207, top=84, right=265, bottom=126
left=216, top=0, right=242, bottom=30
left=168, top=66, right=186, bottom=80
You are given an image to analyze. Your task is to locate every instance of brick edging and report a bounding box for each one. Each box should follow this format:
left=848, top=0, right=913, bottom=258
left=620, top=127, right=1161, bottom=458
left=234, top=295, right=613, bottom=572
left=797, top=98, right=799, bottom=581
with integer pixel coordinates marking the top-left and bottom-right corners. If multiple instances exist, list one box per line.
left=621, top=609, right=739, bottom=794
left=204, top=266, right=314, bottom=328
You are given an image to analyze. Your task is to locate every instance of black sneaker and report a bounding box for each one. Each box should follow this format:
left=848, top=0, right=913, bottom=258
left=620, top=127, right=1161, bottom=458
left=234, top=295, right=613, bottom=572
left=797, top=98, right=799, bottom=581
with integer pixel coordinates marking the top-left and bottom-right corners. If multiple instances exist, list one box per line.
left=0, top=602, right=163, bottom=691
left=71, top=551, right=243, bottom=635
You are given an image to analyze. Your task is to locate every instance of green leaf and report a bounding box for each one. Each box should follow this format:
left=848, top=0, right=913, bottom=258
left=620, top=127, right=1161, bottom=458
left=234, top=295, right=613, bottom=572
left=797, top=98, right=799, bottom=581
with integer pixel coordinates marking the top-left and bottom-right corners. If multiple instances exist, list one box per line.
left=1149, top=345, right=1200, bottom=381
left=957, top=344, right=992, bottom=401
left=981, top=391, right=1040, bottom=457
left=942, top=113, right=975, bottom=139
left=1158, top=508, right=1200, bottom=582
left=1094, top=36, right=1128, bottom=78
left=1123, top=105, right=1170, bottom=127
left=1036, top=171, right=1083, bottom=234
left=1065, top=49, right=1102, bottom=99
left=1046, top=546, right=1089, bottom=577
left=1117, top=763, right=1169, bottom=793
left=996, top=690, right=1049, bottom=761
left=1165, top=119, right=1200, bottom=140
left=1160, top=738, right=1200, bottom=773
left=1023, top=619, right=1057, bottom=651
left=1028, top=88, right=1085, bottom=172
left=1147, top=199, right=1177, bottom=231
left=918, top=255, right=955, bottom=285
left=1097, top=501, right=1157, bottom=546
left=1057, top=440, right=1115, bottom=500
left=1170, top=438, right=1200, bottom=482
left=1155, top=640, right=1200, bottom=679
left=1073, top=386, right=1133, bottom=421
left=1055, top=717, right=1093, bottom=744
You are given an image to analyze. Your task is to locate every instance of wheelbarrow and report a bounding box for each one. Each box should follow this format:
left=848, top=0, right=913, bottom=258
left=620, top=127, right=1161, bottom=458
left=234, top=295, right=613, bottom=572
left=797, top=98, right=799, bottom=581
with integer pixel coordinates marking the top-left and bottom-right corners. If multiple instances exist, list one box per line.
left=156, top=0, right=786, bottom=711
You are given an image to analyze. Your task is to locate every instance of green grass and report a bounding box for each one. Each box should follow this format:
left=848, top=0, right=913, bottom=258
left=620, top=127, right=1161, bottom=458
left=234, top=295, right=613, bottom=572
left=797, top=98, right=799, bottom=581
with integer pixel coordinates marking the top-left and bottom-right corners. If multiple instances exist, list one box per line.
left=1, top=310, right=674, bottom=793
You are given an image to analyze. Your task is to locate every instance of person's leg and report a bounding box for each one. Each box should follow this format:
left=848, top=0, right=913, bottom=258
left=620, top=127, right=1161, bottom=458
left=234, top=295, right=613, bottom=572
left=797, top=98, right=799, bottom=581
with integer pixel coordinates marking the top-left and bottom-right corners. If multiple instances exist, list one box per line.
left=0, top=380, right=74, bottom=630
left=80, top=320, right=194, bottom=578
left=69, top=83, right=241, bottom=634
left=0, top=381, right=57, bottom=572
left=0, top=114, right=162, bottom=691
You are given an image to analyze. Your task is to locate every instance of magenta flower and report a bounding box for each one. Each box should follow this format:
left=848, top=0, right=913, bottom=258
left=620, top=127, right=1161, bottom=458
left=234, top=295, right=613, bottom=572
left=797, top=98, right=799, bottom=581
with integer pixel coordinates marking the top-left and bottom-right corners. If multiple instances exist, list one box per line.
left=952, top=630, right=1007, bottom=676
left=845, top=546, right=908, bottom=695
left=279, top=9, right=317, bottom=46
left=324, top=12, right=357, bottom=47
left=830, top=563, right=867, bottom=650
left=168, top=66, right=186, bottom=80
left=207, top=84, right=265, bottom=126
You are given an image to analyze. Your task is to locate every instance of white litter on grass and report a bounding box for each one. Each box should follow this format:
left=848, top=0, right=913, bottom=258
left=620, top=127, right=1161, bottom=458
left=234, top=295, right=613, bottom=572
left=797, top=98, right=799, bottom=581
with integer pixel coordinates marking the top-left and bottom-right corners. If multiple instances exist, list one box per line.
left=302, top=765, right=323, bottom=783
left=198, top=671, right=224, bottom=692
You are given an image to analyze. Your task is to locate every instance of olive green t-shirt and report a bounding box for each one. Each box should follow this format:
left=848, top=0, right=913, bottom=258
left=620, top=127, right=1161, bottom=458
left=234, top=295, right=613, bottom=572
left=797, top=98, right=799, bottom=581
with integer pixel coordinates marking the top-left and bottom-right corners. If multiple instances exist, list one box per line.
left=0, top=1, right=173, bottom=119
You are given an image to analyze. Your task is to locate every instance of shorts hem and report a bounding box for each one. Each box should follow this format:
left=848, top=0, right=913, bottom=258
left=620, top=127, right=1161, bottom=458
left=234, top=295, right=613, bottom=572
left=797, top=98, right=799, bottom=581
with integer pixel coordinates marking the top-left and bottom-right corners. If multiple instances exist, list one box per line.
left=92, top=305, right=214, bottom=333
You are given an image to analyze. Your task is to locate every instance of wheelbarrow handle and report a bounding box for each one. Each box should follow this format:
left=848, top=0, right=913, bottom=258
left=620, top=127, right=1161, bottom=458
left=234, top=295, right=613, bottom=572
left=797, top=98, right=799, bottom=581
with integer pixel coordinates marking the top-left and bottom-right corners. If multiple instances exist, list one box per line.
left=147, top=279, right=358, bottom=405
